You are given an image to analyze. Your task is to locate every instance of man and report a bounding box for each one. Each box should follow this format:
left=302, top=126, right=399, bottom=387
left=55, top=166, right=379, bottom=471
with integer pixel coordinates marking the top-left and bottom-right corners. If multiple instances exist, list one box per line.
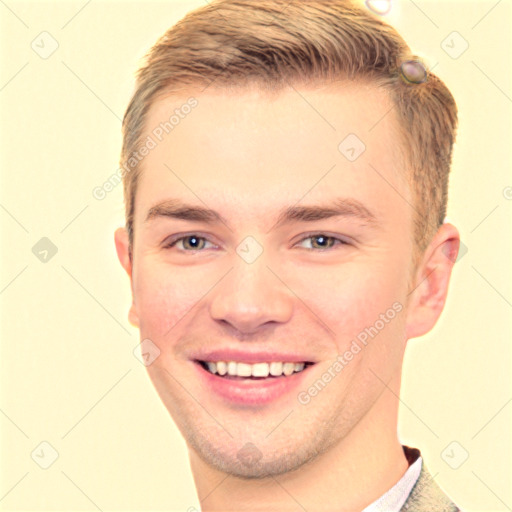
left=114, top=1, right=461, bottom=510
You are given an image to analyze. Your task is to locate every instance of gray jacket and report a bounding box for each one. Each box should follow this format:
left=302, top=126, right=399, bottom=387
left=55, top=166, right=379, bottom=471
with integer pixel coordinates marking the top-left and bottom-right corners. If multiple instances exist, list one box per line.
left=400, top=446, right=460, bottom=511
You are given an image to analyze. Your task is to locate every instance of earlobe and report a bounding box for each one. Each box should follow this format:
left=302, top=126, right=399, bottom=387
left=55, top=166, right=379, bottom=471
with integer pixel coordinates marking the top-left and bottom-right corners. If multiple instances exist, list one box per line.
left=114, top=227, right=139, bottom=328
left=128, top=304, right=140, bottom=328
left=405, top=224, right=460, bottom=339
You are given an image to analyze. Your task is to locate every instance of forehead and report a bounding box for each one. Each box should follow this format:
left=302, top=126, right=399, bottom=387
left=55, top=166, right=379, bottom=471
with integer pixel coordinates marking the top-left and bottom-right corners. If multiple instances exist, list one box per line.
left=134, top=83, right=409, bottom=226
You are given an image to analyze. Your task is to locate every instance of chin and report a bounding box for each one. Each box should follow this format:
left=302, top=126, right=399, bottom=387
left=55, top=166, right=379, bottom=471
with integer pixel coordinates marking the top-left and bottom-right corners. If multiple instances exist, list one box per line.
left=191, top=439, right=319, bottom=479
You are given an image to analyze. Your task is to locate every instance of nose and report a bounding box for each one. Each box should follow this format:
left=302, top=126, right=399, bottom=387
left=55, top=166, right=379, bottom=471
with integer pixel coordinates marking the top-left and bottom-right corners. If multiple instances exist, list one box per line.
left=209, top=257, right=294, bottom=334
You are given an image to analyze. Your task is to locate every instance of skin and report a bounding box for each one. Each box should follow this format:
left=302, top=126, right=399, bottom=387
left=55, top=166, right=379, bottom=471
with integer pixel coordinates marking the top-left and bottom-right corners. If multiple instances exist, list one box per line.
left=115, top=82, right=460, bottom=512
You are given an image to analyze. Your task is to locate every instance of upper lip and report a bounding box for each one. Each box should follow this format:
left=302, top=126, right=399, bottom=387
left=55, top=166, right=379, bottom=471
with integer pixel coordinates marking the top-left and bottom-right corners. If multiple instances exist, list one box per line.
left=191, top=349, right=316, bottom=364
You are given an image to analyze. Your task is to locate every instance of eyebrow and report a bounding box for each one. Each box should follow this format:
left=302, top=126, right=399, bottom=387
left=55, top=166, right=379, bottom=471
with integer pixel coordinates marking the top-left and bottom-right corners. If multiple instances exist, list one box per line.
left=144, top=197, right=378, bottom=230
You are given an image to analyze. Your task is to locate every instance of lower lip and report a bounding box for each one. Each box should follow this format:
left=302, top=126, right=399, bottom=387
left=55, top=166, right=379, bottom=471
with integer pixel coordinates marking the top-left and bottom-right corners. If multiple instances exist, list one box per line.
left=193, top=362, right=314, bottom=406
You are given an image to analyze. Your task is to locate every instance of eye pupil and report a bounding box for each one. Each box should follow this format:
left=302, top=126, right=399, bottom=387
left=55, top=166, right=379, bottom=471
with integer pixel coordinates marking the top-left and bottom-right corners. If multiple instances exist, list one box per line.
left=184, top=236, right=204, bottom=250
left=312, top=235, right=333, bottom=249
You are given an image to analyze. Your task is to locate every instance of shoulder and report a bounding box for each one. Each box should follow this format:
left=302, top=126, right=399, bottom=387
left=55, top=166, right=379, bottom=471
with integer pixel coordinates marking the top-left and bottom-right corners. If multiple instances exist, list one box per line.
left=401, top=447, right=460, bottom=512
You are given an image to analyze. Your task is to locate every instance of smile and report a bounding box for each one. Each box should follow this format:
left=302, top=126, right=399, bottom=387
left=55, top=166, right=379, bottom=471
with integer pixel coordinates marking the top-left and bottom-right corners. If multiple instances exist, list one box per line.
left=199, top=360, right=312, bottom=378
left=193, top=359, right=316, bottom=406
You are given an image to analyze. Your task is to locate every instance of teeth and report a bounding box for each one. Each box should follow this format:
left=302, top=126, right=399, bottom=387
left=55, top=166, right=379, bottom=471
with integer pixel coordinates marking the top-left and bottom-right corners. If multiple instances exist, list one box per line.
left=269, top=362, right=283, bottom=376
left=252, top=363, right=269, bottom=378
left=227, top=361, right=237, bottom=376
left=237, top=362, right=252, bottom=377
left=203, top=361, right=308, bottom=377
left=283, top=362, right=295, bottom=376
left=216, top=361, right=227, bottom=376
left=206, top=362, right=217, bottom=374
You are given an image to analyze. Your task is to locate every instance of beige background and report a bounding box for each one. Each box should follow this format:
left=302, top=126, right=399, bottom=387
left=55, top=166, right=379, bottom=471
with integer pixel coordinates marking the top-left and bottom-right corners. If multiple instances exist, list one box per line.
left=1, top=0, right=510, bottom=510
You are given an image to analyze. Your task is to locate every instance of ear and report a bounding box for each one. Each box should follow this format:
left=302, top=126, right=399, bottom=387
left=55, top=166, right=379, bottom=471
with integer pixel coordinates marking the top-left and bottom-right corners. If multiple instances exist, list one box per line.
left=114, top=227, right=139, bottom=328
left=405, top=223, right=460, bottom=340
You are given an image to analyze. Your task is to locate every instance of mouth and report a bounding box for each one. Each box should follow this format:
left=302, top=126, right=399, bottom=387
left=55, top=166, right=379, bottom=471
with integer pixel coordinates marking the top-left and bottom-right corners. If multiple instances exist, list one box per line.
left=196, top=360, right=315, bottom=379
left=193, top=359, right=316, bottom=406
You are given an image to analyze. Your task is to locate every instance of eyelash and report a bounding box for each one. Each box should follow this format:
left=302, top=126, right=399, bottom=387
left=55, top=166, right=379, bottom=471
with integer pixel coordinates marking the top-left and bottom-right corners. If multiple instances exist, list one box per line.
left=162, top=233, right=350, bottom=252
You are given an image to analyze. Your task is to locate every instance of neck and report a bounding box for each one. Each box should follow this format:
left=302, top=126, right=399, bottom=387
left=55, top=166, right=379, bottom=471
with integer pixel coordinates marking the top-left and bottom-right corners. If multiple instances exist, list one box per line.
left=189, top=375, right=409, bottom=512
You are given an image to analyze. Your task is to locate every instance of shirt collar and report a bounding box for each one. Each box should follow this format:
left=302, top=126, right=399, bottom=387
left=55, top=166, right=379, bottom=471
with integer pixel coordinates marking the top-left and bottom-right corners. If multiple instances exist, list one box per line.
left=361, top=454, right=423, bottom=512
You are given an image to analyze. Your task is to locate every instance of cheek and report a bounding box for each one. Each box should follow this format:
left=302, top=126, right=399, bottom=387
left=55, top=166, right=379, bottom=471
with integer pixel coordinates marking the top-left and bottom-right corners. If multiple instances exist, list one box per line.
left=288, top=259, right=406, bottom=343
left=132, top=259, right=211, bottom=337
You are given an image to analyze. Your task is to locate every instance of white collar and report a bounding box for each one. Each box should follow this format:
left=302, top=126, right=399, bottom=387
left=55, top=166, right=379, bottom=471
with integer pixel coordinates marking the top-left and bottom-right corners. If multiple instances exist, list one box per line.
left=361, top=456, right=423, bottom=512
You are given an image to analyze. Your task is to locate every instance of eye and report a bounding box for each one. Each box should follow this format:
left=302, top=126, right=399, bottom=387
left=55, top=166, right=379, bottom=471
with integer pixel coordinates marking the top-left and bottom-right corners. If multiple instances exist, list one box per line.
left=296, top=233, right=349, bottom=250
left=162, top=233, right=350, bottom=252
left=163, top=234, right=216, bottom=251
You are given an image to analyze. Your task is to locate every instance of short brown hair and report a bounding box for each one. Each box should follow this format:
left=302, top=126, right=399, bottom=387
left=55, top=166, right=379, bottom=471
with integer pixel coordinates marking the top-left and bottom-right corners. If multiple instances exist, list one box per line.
left=120, top=0, right=458, bottom=255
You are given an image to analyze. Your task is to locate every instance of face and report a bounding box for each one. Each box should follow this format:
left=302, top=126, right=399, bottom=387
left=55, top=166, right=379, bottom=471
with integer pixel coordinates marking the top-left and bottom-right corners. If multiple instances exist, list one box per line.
left=116, top=82, right=434, bottom=478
